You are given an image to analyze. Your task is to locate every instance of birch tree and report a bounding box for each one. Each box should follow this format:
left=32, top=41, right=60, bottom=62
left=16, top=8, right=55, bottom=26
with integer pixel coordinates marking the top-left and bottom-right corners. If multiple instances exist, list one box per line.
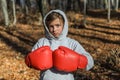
left=20, top=0, right=31, bottom=15
left=108, top=0, right=111, bottom=22
left=0, top=0, right=10, bottom=26
left=113, top=0, right=119, bottom=11
left=11, top=0, right=17, bottom=25
left=83, top=0, right=87, bottom=26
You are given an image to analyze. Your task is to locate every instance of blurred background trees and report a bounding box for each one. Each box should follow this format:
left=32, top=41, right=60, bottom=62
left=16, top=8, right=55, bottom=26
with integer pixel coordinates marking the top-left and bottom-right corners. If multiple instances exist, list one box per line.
left=0, top=0, right=120, bottom=26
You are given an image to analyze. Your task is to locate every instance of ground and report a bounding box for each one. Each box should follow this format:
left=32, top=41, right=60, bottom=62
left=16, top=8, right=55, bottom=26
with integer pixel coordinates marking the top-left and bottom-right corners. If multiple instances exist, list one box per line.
left=0, top=10, right=120, bottom=80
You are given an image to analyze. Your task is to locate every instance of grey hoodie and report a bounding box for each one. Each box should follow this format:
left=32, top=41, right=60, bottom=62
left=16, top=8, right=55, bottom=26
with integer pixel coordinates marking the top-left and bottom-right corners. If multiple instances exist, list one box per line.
left=32, top=10, right=94, bottom=80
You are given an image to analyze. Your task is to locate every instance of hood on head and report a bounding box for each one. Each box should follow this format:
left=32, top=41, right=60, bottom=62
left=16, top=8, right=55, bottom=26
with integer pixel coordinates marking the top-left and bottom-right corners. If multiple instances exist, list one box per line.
left=43, top=9, right=68, bottom=40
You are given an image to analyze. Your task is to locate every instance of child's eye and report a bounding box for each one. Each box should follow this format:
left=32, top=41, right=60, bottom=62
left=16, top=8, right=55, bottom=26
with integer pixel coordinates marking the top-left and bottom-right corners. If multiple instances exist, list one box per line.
left=48, top=26, right=53, bottom=29
left=56, top=24, right=60, bottom=27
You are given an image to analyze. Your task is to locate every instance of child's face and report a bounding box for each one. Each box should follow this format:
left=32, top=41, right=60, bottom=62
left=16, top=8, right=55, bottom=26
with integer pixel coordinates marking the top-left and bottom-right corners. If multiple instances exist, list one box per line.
left=48, top=18, right=64, bottom=38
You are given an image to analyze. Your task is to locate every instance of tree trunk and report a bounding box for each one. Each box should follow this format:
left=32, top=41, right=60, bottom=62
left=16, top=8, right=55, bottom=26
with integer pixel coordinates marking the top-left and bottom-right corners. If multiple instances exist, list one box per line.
left=25, top=0, right=31, bottom=14
left=104, top=0, right=108, bottom=9
left=67, top=0, right=72, bottom=11
left=60, top=0, right=68, bottom=12
left=36, top=0, right=49, bottom=18
left=114, top=0, right=119, bottom=11
left=0, top=0, right=10, bottom=26
left=71, top=0, right=74, bottom=10
left=11, top=0, right=17, bottom=25
left=95, top=0, right=99, bottom=9
left=20, top=0, right=25, bottom=10
left=83, top=0, right=87, bottom=25
left=100, top=0, right=104, bottom=9
left=20, top=0, right=30, bottom=15
left=108, top=0, right=111, bottom=22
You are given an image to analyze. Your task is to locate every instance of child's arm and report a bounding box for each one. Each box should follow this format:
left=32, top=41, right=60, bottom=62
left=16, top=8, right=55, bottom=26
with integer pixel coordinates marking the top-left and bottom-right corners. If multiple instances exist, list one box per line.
left=72, top=41, right=94, bottom=70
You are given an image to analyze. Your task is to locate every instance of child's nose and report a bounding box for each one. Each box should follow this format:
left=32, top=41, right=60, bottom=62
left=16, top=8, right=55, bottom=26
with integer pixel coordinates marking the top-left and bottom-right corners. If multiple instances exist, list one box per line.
left=53, top=26, right=57, bottom=31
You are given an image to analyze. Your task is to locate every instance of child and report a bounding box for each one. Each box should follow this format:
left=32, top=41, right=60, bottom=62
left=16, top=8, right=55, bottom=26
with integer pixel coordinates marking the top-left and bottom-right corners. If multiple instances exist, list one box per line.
left=26, top=9, right=94, bottom=80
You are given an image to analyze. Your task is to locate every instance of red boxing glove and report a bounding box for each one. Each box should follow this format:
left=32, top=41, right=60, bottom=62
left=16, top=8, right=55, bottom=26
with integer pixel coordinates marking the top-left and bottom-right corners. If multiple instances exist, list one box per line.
left=25, top=46, right=53, bottom=70
left=53, top=46, right=79, bottom=72
left=25, top=55, right=31, bottom=67
left=78, top=54, right=88, bottom=69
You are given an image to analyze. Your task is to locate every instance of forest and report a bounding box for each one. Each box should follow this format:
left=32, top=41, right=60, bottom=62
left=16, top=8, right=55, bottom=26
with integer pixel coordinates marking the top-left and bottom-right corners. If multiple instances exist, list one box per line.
left=0, top=0, right=120, bottom=80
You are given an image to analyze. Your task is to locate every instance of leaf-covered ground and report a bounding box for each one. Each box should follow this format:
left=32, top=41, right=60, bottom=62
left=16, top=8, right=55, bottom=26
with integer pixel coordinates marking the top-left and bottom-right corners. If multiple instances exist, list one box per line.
left=0, top=10, right=120, bottom=80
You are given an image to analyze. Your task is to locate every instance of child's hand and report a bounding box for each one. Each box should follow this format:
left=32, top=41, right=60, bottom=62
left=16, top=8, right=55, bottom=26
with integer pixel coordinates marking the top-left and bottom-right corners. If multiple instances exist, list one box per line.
left=53, top=46, right=88, bottom=72
left=53, top=46, right=79, bottom=72
left=25, top=46, right=53, bottom=70
left=78, top=54, right=88, bottom=69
